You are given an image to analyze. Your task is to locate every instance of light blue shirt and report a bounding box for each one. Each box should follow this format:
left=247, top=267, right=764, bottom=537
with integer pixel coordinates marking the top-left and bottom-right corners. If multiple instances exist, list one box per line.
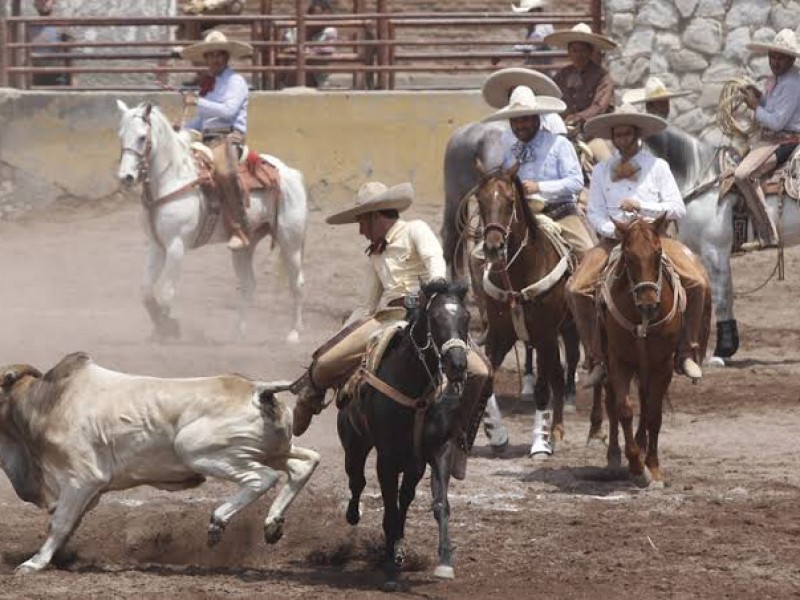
left=185, top=67, right=248, bottom=134
left=755, top=66, right=800, bottom=133
left=501, top=128, right=583, bottom=204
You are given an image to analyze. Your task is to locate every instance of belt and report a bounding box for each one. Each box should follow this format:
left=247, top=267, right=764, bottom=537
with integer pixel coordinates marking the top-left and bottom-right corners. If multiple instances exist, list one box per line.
left=202, top=128, right=245, bottom=141
left=542, top=201, right=578, bottom=220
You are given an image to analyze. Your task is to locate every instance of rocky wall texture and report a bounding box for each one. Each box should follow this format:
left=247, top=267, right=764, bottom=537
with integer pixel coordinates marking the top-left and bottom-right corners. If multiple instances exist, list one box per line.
left=607, top=0, right=800, bottom=144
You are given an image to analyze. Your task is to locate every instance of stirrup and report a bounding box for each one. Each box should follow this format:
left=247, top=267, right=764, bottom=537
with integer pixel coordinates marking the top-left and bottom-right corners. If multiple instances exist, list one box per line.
left=227, top=234, right=249, bottom=251
left=739, top=239, right=778, bottom=252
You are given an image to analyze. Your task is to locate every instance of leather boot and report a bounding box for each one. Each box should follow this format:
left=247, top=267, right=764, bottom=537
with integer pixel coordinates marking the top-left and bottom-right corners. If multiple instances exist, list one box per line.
left=290, top=371, right=326, bottom=436
left=215, top=148, right=250, bottom=251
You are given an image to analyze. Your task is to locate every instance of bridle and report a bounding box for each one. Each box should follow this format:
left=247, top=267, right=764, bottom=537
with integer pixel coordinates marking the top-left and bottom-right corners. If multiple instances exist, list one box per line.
left=409, top=292, right=469, bottom=390
left=476, top=171, right=529, bottom=266
left=622, top=245, right=664, bottom=312
left=120, top=112, right=153, bottom=195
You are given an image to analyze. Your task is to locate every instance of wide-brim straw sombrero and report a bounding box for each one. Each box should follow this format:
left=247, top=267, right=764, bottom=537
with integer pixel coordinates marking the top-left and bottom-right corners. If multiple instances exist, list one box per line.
left=511, top=0, right=544, bottom=13
left=584, top=103, right=667, bottom=140
left=483, top=85, right=566, bottom=122
left=747, top=28, right=800, bottom=59
left=181, top=30, right=254, bottom=62
left=483, top=67, right=562, bottom=108
left=622, top=76, right=692, bottom=104
left=326, top=182, right=414, bottom=225
left=543, top=22, right=617, bottom=51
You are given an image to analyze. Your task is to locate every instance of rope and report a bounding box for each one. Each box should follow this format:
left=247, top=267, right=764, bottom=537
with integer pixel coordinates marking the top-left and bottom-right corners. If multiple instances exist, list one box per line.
left=733, top=251, right=782, bottom=297
left=716, top=77, right=760, bottom=140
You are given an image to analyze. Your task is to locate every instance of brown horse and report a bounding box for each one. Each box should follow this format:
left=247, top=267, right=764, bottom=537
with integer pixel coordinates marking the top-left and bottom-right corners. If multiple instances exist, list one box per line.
left=473, top=161, right=574, bottom=456
left=599, top=215, right=688, bottom=488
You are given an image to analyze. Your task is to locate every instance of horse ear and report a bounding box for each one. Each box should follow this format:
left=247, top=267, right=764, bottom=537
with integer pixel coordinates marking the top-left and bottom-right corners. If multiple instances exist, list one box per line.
left=652, top=212, right=669, bottom=235
left=116, top=99, right=129, bottom=114
left=142, top=102, right=153, bottom=120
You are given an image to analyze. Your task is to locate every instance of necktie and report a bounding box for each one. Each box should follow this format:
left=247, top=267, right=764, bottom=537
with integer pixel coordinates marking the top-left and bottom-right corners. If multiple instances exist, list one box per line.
left=512, top=141, right=535, bottom=163
left=612, top=160, right=640, bottom=182
left=366, top=239, right=387, bottom=256
left=198, top=74, right=215, bottom=97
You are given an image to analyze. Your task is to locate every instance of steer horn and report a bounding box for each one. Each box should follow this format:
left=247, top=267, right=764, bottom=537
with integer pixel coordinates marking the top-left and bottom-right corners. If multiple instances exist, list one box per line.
left=1, top=364, right=42, bottom=391
left=260, top=380, right=295, bottom=394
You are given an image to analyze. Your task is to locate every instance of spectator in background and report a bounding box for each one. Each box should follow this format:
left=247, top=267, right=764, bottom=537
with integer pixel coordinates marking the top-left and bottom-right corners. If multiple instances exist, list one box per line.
left=281, top=0, right=339, bottom=88
left=509, top=0, right=555, bottom=72
left=28, top=0, right=72, bottom=87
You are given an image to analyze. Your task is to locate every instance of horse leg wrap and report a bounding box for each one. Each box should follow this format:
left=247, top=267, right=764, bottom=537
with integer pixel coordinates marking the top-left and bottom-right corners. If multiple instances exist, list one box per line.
left=714, top=319, right=739, bottom=358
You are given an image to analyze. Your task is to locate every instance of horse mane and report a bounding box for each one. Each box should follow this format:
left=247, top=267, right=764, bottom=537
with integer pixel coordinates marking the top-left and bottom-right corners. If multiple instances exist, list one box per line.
left=512, top=174, right=540, bottom=240
left=134, top=102, right=191, bottom=154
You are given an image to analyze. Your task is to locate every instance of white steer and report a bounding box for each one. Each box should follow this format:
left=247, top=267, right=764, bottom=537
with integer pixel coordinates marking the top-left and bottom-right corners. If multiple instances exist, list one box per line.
left=0, top=352, right=319, bottom=574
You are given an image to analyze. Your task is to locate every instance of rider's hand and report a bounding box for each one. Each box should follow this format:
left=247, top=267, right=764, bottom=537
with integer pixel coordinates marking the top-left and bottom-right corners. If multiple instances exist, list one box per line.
left=619, top=198, right=641, bottom=212
left=565, top=114, right=583, bottom=126
left=743, top=88, right=760, bottom=110
left=183, top=92, right=198, bottom=107
left=522, top=180, right=540, bottom=196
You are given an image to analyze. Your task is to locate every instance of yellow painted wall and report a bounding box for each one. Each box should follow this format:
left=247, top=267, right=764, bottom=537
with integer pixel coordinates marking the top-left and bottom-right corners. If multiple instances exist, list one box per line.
left=0, top=90, right=488, bottom=213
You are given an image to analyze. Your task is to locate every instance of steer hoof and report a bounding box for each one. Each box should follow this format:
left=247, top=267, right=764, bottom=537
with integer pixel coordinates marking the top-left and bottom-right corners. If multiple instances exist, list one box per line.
left=264, top=516, right=285, bottom=544
left=632, top=468, right=652, bottom=489
left=15, top=560, right=42, bottom=575
left=207, top=521, right=225, bottom=547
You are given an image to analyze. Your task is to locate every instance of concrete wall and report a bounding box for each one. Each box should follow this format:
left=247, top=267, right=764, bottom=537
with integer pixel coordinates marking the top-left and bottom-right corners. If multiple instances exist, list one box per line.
left=0, top=89, right=487, bottom=217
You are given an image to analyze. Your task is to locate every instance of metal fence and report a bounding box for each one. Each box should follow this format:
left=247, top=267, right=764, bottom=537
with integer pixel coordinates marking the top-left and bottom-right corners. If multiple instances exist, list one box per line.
left=0, top=2, right=602, bottom=91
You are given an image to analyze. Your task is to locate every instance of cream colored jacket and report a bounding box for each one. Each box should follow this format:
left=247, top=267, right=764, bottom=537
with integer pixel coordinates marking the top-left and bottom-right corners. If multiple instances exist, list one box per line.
left=345, top=219, right=447, bottom=325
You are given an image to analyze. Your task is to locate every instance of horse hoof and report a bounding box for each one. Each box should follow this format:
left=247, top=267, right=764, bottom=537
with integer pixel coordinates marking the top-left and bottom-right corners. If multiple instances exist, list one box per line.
left=286, top=329, right=300, bottom=344
left=433, top=564, right=455, bottom=580
left=207, top=522, right=224, bottom=547
left=586, top=435, right=607, bottom=448
left=648, top=479, right=666, bottom=490
left=607, top=454, right=622, bottom=469
left=382, top=579, right=401, bottom=593
left=264, top=517, right=284, bottom=544
left=632, top=469, right=652, bottom=488
left=345, top=501, right=361, bottom=525
left=706, top=356, right=726, bottom=368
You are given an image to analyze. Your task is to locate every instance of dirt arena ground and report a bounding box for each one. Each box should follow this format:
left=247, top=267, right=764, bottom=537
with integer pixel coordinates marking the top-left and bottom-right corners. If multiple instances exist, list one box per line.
left=0, top=196, right=799, bottom=599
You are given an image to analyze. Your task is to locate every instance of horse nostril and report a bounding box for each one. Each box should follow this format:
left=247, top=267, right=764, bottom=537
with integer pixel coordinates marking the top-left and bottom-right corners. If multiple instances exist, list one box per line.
left=123, top=174, right=134, bottom=184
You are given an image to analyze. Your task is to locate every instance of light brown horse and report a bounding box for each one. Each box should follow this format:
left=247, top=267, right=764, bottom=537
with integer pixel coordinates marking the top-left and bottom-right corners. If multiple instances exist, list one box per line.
left=474, top=161, right=574, bottom=456
left=599, top=215, right=688, bottom=487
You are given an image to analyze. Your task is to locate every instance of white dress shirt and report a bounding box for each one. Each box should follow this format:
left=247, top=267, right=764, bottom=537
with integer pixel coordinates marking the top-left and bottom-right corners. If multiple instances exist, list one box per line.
left=184, top=66, right=248, bottom=134
left=346, top=219, right=447, bottom=325
left=587, top=148, right=686, bottom=239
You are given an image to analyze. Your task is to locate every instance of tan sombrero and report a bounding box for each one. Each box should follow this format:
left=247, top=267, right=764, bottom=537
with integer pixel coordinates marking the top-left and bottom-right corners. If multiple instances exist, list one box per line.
left=747, top=28, right=800, bottom=59
left=511, top=0, right=544, bottom=12
left=483, top=67, right=562, bottom=108
left=181, top=30, right=254, bottom=62
left=543, top=22, right=617, bottom=51
left=622, top=76, right=692, bottom=104
left=326, top=182, right=414, bottom=225
left=584, top=103, right=667, bottom=140
left=483, top=85, right=566, bottom=122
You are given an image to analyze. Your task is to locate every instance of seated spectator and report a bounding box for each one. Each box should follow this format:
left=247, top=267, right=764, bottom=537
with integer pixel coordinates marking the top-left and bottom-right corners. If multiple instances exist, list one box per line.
left=28, top=0, right=72, bottom=87
left=281, top=0, right=340, bottom=88
left=509, top=0, right=555, bottom=72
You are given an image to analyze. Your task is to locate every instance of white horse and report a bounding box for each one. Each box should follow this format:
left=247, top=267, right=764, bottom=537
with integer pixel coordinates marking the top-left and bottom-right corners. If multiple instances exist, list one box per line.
left=116, top=100, right=308, bottom=343
left=646, top=125, right=800, bottom=361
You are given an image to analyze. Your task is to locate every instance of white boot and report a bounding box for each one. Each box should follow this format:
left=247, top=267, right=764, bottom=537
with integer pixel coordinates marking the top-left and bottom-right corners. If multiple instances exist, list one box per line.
left=482, top=393, right=509, bottom=449
left=529, top=409, right=553, bottom=457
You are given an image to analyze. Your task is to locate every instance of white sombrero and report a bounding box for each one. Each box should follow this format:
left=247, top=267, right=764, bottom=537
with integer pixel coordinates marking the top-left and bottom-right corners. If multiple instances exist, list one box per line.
left=543, top=22, right=617, bottom=51
left=181, top=30, right=254, bottom=62
left=622, top=76, right=692, bottom=104
left=326, top=182, right=414, bottom=225
left=511, top=0, right=544, bottom=12
left=482, top=85, right=566, bottom=122
left=483, top=67, right=562, bottom=108
left=584, top=103, right=667, bottom=140
left=747, top=28, right=800, bottom=59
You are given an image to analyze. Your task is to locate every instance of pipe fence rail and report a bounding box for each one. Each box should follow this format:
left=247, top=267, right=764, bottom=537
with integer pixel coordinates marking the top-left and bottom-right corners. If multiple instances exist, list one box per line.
left=0, top=3, right=602, bottom=91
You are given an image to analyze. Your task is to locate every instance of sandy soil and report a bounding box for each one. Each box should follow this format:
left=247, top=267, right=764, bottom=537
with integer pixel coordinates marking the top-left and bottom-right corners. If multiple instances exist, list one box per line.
left=0, top=198, right=799, bottom=599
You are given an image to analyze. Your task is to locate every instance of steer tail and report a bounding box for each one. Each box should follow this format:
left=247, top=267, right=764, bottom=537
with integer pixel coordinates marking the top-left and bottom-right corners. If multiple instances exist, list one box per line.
left=257, top=380, right=293, bottom=424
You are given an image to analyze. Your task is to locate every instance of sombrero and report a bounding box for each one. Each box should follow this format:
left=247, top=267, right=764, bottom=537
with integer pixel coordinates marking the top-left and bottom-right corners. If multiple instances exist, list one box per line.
left=543, top=22, right=617, bottom=51
left=747, top=28, right=800, bottom=59
left=511, top=0, right=544, bottom=12
left=482, top=67, right=562, bottom=108
left=482, top=85, right=566, bottom=122
left=181, top=30, right=254, bottom=62
left=326, top=182, right=414, bottom=225
left=584, top=103, right=667, bottom=140
left=622, top=76, right=692, bottom=104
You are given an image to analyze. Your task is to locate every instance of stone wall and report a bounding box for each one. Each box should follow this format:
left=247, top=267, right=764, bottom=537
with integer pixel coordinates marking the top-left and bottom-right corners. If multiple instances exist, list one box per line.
left=607, top=0, right=800, bottom=143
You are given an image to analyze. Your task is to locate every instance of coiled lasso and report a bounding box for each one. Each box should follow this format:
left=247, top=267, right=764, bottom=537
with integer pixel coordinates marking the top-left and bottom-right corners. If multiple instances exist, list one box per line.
left=716, top=77, right=760, bottom=140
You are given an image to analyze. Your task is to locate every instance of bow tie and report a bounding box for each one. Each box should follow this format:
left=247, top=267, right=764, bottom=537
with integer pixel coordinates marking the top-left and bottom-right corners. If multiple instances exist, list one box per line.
left=612, top=160, right=640, bottom=182
left=198, top=75, right=215, bottom=97
left=512, top=141, right=536, bottom=163
left=366, top=239, right=387, bottom=256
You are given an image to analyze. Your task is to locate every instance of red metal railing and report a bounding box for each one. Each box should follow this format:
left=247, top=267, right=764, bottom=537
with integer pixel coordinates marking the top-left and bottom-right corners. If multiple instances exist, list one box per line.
left=0, top=2, right=602, bottom=91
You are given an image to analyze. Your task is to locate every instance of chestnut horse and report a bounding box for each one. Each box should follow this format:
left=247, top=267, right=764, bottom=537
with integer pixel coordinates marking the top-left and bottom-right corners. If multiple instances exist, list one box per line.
left=473, top=161, right=573, bottom=456
left=600, top=215, right=687, bottom=488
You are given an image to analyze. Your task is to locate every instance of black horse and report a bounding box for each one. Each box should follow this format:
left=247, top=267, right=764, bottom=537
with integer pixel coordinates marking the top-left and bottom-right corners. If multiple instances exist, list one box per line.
left=337, top=280, right=474, bottom=589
